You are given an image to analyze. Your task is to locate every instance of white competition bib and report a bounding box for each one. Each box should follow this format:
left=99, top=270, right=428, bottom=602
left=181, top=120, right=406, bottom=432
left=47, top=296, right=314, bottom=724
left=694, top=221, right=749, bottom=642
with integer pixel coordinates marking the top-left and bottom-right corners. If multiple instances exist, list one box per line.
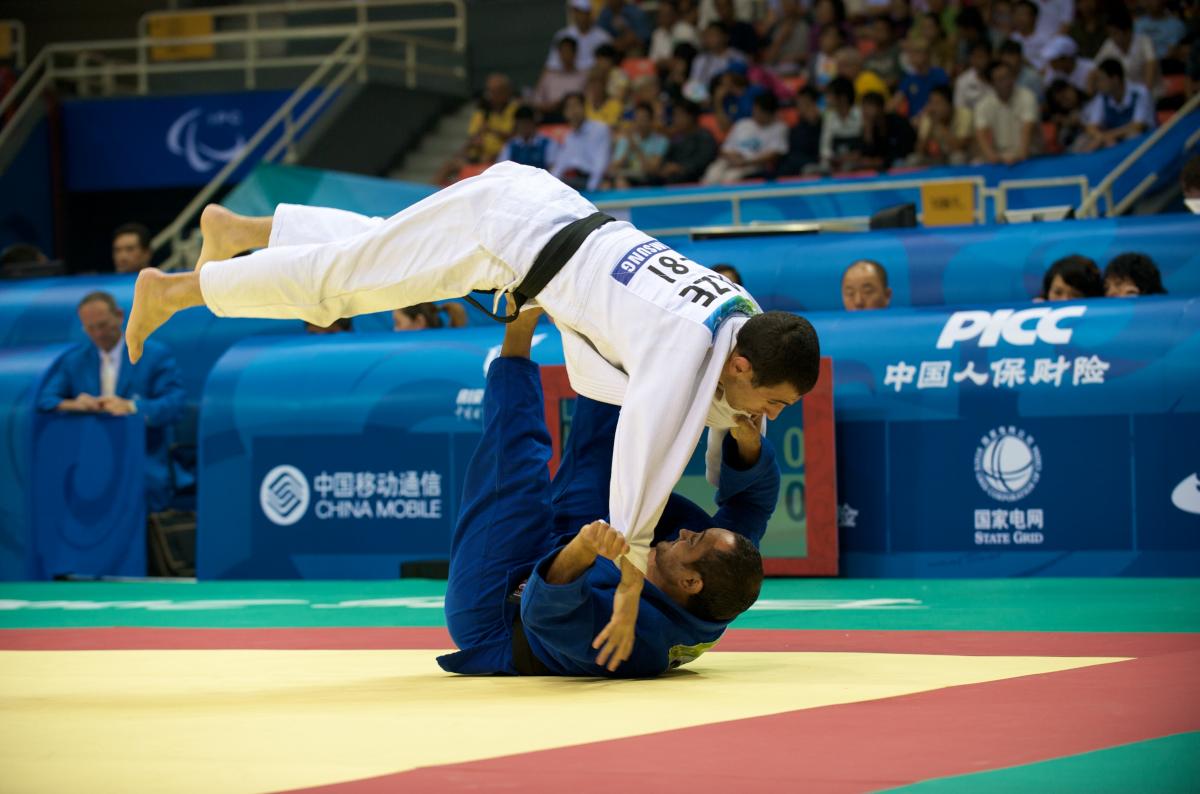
left=608, top=239, right=760, bottom=334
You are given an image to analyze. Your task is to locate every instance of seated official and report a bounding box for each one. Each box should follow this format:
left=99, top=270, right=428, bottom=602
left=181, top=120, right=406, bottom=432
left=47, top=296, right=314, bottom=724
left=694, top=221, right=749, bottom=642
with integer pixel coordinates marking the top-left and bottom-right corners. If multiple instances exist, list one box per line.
left=37, top=291, right=186, bottom=512
left=842, top=260, right=892, bottom=311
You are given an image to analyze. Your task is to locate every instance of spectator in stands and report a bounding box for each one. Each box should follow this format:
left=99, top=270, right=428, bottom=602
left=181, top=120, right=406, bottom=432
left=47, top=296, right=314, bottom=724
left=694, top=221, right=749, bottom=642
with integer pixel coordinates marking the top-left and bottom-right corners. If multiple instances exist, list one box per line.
left=665, top=41, right=700, bottom=98
left=305, top=318, right=353, bottom=334
left=1136, top=0, right=1186, bottom=61
left=1103, top=252, right=1167, bottom=297
left=37, top=291, right=186, bottom=512
left=865, top=16, right=904, bottom=87
left=1184, top=155, right=1200, bottom=213
left=551, top=92, right=611, bottom=192
left=953, top=6, right=989, bottom=67
left=112, top=222, right=153, bottom=274
left=713, top=0, right=760, bottom=57
left=841, top=260, right=892, bottom=311
left=810, top=0, right=848, bottom=54
left=650, top=1, right=700, bottom=64
left=0, top=242, right=49, bottom=275
left=1076, top=59, right=1154, bottom=152
left=584, top=71, right=624, bottom=128
left=914, top=84, right=972, bottom=164
left=974, top=60, right=1038, bottom=165
left=703, top=92, right=788, bottom=184
left=779, top=86, right=824, bottom=175
left=999, top=39, right=1044, bottom=99
left=810, top=25, right=846, bottom=92
left=548, top=0, right=613, bottom=71
left=856, top=91, right=915, bottom=171
left=1095, top=7, right=1157, bottom=89
left=955, top=40, right=994, bottom=111
left=690, top=22, right=746, bottom=89
left=896, top=38, right=949, bottom=117
left=394, top=302, right=468, bottom=330
left=657, top=99, right=718, bottom=183
left=607, top=102, right=670, bottom=188
left=713, top=263, right=743, bottom=285
left=913, top=13, right=954, bottom=73
left=593, top=44, right=630, bottom=104
left=1042, top=35, right=1093, bottom=93
left=1011, top=0, right=1053, bottom=70
left=1069, top=0, right=1108, bottom=59
left=1040, top=255, right=1104, bottom=301
left=820, top=77, right=864, bottom=172
left=762, top=0, right=810, bottom=76
left=535, top=38, right=589, bottom=123
left=597, top=0, right=653, bottom=54
left=1045, top=79, right=1087, bottom=152
left=989, top=0, right=1017, bottom=50
left=498, top=106, right=559, bottom=171
left=437, top=73, right=517, bottom=185
left=837, top=47, right=889, bottom=102
left=712, top=63, right=762, bottom=130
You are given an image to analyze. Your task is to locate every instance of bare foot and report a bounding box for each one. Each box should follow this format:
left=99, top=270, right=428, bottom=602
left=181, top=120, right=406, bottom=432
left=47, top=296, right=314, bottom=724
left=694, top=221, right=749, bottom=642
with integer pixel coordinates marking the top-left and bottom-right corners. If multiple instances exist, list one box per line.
left=195, top=204, right=266, bottom=271
left=126, top=269, right=204, bottom=363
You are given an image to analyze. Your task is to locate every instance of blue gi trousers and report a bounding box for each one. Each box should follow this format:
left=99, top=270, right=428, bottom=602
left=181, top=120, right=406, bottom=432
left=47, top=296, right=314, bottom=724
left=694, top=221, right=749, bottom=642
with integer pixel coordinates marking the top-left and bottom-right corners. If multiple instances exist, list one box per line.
left=440, top=357, right=557, bottom=674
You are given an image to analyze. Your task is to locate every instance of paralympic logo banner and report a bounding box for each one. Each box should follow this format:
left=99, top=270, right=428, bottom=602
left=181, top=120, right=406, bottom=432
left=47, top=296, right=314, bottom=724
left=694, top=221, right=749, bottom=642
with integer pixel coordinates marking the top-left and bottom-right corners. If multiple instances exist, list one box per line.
left=62, top=90, right=328, bottom=191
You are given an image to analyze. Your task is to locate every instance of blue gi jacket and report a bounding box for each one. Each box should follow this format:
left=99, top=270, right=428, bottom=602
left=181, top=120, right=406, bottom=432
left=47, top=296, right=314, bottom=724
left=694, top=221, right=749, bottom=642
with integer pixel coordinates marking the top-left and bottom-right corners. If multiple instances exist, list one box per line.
left=521, top=431, right=780, bottom=678
left=37, top=339, right=187, bottom=511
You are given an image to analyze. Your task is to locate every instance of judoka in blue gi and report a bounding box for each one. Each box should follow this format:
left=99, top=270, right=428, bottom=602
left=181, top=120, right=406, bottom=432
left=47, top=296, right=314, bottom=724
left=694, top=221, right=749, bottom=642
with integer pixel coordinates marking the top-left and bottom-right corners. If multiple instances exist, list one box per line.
left=438, top=309, right=779, bottom=678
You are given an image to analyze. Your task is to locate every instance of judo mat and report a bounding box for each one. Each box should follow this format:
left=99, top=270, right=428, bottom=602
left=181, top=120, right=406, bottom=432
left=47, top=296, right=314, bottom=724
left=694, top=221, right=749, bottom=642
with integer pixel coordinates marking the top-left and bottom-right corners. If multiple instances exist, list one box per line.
left=2, top=578, right=1198, bottom=793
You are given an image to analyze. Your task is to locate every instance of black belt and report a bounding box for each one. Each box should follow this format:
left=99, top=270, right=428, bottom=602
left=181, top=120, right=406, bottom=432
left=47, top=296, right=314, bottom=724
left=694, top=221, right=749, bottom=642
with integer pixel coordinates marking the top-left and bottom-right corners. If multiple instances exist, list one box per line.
left=511, top=612, right=553, bottom=675
left=463, top=211, right=616, bottom=323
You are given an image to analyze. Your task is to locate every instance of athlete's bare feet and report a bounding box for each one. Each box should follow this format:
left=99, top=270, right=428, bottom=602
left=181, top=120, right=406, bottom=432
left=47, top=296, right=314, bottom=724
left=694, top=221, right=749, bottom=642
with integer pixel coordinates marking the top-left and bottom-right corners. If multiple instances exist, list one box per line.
left=194, top=204, right=271, bottom=271
left=125, top=269, right=205, bottom=363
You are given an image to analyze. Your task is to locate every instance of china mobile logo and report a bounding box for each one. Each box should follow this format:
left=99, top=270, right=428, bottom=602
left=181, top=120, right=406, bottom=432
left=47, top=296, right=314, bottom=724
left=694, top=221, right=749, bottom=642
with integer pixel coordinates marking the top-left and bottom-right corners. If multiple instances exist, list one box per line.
left=937, top=306, right=1087, bottom=349
left=974, top=427, right=1042, bottom=502
left=260, top=465, right=311, bottom=526
left=166, top=108, right=248, bottom=172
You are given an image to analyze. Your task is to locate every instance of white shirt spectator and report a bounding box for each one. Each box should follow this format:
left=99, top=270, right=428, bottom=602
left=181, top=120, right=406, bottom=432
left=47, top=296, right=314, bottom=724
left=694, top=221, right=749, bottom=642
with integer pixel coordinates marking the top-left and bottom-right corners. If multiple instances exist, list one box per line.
left=819, top=106, right=864, bottom=163
left=1082, top=82, right=1154, bottom=129
left=649, top=20, right=700, bottom=62
left=974, top=85, right=1039, bottom=157
left=1013, top=29, right=1056, bottom=70
left=552, top=119, right=612, bottom=192
left=954, top=67, right=990, bottom=110
left=723, top=117, right=789, bottom=160
left=1043, top=56, right=1093, bottom=92
left=547, top=25, right=613, bottom=71
left=1095, top=34, right=1157, bottom=87
left=689, top=49, right=746, bottom=87
left=1036, top=0, right=1074, bottom=38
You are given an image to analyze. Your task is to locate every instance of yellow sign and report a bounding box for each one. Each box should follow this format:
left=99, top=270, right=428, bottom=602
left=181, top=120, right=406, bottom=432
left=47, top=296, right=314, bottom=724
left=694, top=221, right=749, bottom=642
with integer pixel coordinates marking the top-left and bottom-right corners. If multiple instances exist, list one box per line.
left=147, top=14, right=215, bottom=62
left=0, top=22, right=13, bottom=60
left=921, top=180, right=976, bottom=227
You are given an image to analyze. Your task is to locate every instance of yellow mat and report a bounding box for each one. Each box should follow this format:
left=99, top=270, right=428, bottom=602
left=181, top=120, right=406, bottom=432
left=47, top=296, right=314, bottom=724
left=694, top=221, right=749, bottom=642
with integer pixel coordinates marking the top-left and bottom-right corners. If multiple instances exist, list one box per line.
left=0, top=650, right=1126, bottom=794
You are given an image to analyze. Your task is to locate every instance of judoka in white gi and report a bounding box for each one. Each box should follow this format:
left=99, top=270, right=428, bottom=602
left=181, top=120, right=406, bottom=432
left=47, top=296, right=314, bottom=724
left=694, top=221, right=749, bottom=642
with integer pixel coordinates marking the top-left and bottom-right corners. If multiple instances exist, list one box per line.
left=125, top=161, right=820, bottom=670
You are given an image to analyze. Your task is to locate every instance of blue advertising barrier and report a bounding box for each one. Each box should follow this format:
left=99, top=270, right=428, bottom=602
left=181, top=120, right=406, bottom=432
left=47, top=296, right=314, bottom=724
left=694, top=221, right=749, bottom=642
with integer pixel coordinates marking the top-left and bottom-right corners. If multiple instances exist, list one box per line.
left=198, top=296, right=1199, bottom=579
left=62, top=90, right=329, bottom=191
left=663, top=214, right=1200, bottom=311
left=0, top=345, right=146, bottom=580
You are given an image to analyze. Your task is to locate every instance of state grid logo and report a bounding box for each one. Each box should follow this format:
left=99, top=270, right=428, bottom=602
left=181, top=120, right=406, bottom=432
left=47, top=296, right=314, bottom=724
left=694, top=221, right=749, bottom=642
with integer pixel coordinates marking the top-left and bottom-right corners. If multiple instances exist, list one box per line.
left=260, top=465, right=310, bottom=526
left=974, top=426, right=1042, bottom=502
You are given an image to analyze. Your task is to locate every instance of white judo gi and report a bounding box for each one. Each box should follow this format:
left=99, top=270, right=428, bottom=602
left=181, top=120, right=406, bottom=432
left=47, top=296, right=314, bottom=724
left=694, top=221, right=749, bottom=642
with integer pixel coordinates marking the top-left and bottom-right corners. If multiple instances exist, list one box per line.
left=199, top=161, right=761, bottom=573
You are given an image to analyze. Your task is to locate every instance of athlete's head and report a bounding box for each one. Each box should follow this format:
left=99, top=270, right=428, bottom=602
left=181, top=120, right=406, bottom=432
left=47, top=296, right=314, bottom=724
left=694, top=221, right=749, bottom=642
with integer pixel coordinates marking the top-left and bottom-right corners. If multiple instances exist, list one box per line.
left=648, top=528, right=763, bottom=622
left=722, top=311, right=820, bottom=420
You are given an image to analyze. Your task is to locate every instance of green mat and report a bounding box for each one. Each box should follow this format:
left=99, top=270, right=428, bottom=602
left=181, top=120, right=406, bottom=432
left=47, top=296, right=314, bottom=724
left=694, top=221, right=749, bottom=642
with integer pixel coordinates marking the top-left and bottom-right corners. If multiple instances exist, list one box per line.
left=884, top=733, right=1200, bottom=793
left=1, top=578, right=1197, bottom=632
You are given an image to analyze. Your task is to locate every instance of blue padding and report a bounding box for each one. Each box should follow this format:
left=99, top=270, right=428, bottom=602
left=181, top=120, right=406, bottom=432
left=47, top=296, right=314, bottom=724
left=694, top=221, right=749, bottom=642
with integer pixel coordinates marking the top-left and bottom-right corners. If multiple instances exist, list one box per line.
left=662, top=214, right=1200, bottom=311
left=196, top=298, right=1199, bottom=579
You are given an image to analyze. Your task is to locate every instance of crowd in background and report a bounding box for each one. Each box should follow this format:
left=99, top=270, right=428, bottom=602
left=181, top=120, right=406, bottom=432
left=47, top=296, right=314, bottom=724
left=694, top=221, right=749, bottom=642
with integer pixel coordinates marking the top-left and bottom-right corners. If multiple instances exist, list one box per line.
left=444, top=0, right=1199, bottom=187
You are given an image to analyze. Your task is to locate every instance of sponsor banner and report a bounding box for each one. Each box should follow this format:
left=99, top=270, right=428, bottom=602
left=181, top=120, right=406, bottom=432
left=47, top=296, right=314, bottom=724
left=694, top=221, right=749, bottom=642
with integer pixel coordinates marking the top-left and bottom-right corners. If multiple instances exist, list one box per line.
left=62, top=90, right=328, bottom=191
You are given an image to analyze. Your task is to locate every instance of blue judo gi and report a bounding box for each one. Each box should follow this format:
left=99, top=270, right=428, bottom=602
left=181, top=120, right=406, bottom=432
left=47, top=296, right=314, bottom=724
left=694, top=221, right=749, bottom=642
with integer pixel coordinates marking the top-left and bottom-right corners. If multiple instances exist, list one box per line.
left=437, top=356, right=780, bottom=678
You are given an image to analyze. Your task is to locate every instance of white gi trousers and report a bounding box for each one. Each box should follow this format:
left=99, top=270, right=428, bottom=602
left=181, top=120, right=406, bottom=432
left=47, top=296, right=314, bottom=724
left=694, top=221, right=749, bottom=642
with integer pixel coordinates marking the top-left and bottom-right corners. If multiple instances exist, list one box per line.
left=199, top=162, right=759, bottom=572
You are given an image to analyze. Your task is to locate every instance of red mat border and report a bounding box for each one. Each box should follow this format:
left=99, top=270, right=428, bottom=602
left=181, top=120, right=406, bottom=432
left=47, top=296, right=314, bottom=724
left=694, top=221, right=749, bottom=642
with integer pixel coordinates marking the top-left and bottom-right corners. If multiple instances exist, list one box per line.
left=3, top=626, right=1198, bottom=657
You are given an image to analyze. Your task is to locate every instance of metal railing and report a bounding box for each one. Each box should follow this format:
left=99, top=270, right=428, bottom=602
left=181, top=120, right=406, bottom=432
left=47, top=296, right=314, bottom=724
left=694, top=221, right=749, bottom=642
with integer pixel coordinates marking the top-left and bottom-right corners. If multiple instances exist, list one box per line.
left=0, top=0, right=466, bottom=156
left=593, top=176, right=989, bottom=237
left=1077, top=92, right=1200, bottom=218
